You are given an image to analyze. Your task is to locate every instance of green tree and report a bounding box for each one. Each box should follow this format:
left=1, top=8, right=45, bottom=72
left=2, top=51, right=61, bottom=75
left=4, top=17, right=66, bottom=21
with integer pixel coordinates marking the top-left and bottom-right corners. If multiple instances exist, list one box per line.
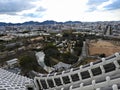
left=75, top=40, right=83, bottom=47
left=43, top=43, right=60, bottom=66
left=73, top=47, right=82, bottom=56
left=18, top=53, right=39, bottom=72
left=0, top=44, right=5, bottom=51
left=61, top=52, right=78, bottom=64
left=44, top=56, right=51, bottom=67
left=43, top=43, right=60, bottom=58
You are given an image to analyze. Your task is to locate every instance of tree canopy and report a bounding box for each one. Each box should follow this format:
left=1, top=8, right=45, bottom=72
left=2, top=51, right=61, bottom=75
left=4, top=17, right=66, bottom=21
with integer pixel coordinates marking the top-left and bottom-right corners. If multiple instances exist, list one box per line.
left=61, top=52, right=78, bottom=64
left=18, top=52, right=39, bottom=72
left=43, top=43, right=60, bottom=58
left=43, top=44, right=60, bottom=66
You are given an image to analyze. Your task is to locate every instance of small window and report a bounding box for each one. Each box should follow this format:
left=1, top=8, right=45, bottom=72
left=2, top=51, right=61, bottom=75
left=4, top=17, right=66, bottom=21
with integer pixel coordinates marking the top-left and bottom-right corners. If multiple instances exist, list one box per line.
left=54, top=78, right=62, bottom=86
left=91, top=67, right=102, bottom=76
left=71, top=73, right=80, bottom=82
left=80, top=70, right=90, bottom=79
left=62, top=76, right=70, bottom=84
left=27, top=87, right=33, bottom=90
left=36, top=79, right=41, bottom=89
left=47, top=79, right=54, bottom=88
left=103, top=63, right=116, bottom=73
left=40, top=80, right=47, bottom=89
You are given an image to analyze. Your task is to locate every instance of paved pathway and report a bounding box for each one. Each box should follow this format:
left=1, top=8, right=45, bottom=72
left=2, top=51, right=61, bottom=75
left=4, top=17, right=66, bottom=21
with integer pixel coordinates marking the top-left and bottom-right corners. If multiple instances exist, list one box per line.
left=36, top=52, right=53, bottom=73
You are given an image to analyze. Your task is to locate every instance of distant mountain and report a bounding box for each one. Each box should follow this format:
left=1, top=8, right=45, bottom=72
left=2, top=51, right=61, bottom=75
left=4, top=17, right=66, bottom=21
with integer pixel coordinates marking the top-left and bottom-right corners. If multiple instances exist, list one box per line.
left=22, top=21, right=40, bottom=25
left=0, top=20, right=82, bottom=26
left=41, top=20, right=57, bottom=25
left=0, top=22, right=21, bottom=26
left=64, top=21, right=82, bottom=24
left=0, top=22, right=8, bottom=26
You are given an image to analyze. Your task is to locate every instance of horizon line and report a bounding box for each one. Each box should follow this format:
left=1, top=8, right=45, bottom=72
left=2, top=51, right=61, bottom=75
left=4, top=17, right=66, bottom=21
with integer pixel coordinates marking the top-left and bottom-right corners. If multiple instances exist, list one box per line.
left=0, top=20, right=120, bottom=24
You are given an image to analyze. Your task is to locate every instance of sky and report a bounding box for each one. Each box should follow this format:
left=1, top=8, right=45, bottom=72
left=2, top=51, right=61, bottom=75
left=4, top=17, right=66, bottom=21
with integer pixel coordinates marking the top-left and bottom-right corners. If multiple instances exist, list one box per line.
left=0, top=0, right=120, bottom=23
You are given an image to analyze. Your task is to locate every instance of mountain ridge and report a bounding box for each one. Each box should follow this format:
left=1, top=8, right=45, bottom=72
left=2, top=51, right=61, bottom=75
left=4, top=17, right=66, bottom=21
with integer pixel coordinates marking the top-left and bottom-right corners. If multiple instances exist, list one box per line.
left=0, top=20, right=82, bottom=26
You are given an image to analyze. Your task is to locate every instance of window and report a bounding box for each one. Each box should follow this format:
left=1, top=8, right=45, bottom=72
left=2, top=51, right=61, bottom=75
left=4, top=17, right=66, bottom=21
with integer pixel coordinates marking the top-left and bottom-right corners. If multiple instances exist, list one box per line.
left=103, top=63, right=116, bottom=73
left=81, top=70, right=90, bottom=79
left=71, top=73, right=80, bottom=82
left=36, top=79, right=41, bottom=90
left=62, top=76, right=70, bottom=84
left=54, top=78, right=62, bottom=86
left=91, top=67, right=102, bottom=76
left=47, top=79, right=54, bottom=88
left=27, top=87, right=33, bottom=90
left=40, top=80, right=47, bottom=89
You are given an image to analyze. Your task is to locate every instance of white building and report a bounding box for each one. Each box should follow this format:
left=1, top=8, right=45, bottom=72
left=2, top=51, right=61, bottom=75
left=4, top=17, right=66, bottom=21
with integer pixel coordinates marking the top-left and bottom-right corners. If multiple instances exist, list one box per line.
left=6, top=58, right=18, bottom=68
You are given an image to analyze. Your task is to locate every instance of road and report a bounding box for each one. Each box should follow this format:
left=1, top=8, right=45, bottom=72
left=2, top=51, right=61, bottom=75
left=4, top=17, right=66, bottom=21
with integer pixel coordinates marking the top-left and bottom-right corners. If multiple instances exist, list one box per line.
left=81, top=41, right=88, bottom=57
left=71, top=41, right=89, bottom=67
left=35, top=52, right=54, bottom=73
left=78, top=41, right=88, bottom=61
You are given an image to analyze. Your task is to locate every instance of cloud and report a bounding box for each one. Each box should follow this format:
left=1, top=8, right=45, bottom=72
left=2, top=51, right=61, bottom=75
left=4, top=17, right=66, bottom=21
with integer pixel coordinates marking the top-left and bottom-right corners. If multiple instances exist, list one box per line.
left=87, top=0, right=109, bottom=5
left=23, top=13, right=39, bottom=18
left=87, top=0, right=109, bottom=12
left=104, top=0, right=120, bottom=10
left=21, top=6, right=46, bottom=18
left=87, top=7, right=97, bottom=12
left=0, top=0, right=36, bottom=15
left=23, top=13, right=44, bottom=18
left=36, top=7, right=47, bottom=12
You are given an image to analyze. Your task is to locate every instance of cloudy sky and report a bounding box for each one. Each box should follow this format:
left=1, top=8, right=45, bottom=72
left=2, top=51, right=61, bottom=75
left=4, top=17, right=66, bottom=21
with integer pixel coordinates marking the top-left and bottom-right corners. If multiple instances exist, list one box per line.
left=0, top=0, right=120, bottom=23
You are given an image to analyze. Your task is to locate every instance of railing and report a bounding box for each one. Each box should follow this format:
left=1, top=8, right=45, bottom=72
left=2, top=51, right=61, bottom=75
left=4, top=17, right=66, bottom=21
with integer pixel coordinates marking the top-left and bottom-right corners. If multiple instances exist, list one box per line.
left=68, top=76, right=120, bottom=90
left=40, top=52, right=120, bottom=78
left=34, top=52, right=120, bottom=90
